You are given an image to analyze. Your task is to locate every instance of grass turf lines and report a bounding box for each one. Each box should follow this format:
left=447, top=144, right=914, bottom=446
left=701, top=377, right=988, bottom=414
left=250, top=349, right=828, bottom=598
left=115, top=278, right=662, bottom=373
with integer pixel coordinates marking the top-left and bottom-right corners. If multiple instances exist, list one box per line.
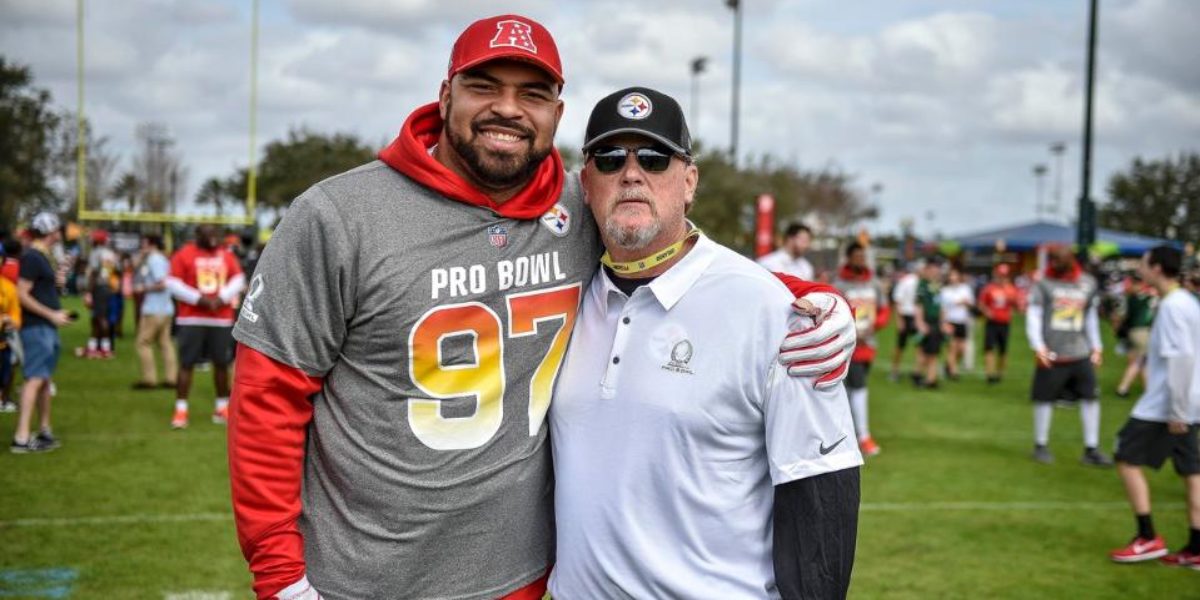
left=0, top=299, right=1195, bottom=598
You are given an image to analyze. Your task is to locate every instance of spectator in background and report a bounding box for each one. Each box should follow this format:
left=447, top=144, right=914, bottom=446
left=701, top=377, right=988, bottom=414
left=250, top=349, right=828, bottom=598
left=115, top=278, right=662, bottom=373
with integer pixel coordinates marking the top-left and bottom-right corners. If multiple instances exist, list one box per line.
left=914, top=259, right=945, bottom=389
left=1, top=239, right=20, bottom=284
left=890, top=262, right=920, bottom=382
left=132, top=235, right=177, bottom=391
left=1116, top=274, right=1156, bottom=398
left=0, top=256, right=20, bottom=413
left=979, top=264, right=1020, bottom=384
left=84, top=230, right=119, bottom=359
left=757, top=222, right=815, bottom=281
left=939, top=266, right=974, bottom=380
left=11, top=213, right=72, bottom=453
left=115, top=252, right=135, bottom=337
left=1108, top=245, right=1200, bottom=566
left=166, top=224, right=245, bottom=429
left=1, top=238, right=21, bottom=412
left=1026, top=245, right=1111, bottom=467
left=834, top=242, right=890, bottom=457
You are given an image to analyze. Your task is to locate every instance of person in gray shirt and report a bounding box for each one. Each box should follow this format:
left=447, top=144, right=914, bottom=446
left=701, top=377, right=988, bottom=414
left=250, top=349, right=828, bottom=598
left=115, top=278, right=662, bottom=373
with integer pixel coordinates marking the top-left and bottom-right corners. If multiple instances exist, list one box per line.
left=1026, top=245, right=1112, bottom=466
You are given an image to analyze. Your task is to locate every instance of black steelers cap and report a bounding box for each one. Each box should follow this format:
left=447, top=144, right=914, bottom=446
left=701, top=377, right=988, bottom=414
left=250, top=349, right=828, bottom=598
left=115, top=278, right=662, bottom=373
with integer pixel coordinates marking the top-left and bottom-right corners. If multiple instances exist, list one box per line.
left=582, top=86, right=692, bottom=156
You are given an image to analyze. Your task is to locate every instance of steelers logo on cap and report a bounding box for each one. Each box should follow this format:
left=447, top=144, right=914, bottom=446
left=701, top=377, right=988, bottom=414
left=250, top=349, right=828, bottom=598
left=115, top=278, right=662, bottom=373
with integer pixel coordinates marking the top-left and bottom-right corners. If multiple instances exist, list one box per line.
left=617, top=93, right=653, bottom=120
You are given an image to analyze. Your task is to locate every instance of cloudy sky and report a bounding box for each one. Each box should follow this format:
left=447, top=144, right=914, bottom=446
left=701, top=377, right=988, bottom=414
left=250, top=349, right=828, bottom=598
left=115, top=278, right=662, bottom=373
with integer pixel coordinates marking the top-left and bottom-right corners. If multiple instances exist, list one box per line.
left=2, top=0, right=1197, bottom=237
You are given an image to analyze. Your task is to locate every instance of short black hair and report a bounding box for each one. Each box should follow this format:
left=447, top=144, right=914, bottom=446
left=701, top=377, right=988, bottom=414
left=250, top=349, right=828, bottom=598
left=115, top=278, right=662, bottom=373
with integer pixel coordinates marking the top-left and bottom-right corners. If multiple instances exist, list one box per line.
left=2, top=238, right=21, bottom=259
left=143, top=235, right=163, bottom=250
left=784, top=222, right=811, bottom=238
left=845, top=241, right=864, bottom=258
left=1146, top=245, right=1182, bottom=278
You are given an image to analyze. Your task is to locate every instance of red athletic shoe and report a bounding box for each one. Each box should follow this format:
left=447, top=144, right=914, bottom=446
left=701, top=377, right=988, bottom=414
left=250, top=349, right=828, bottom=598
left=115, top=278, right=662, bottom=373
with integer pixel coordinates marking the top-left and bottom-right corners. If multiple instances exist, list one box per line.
left=858, top=436, right=881, bottom=457
left=1109, top=536, right=1168, bottom=563
left=1160, top=550, right=1200, bottom=569
left=170, top=409, right=189, bottom=430
left=212, top=404, right=229, bottom=425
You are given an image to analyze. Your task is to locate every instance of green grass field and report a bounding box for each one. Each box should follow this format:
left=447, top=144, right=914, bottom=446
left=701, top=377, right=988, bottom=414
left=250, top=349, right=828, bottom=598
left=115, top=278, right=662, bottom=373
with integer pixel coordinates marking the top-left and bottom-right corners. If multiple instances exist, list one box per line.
left=1, top=298, right=1197, bottom=598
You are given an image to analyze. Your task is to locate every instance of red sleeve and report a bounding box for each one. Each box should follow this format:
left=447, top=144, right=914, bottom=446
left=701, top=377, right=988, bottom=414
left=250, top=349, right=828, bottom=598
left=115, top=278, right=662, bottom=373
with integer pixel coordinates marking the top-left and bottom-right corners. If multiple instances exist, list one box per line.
left=874, top=304, right=891, bottom=331
left=228, top=344, right=324, bottom=599
left=771, top=272, right=843, bottom=300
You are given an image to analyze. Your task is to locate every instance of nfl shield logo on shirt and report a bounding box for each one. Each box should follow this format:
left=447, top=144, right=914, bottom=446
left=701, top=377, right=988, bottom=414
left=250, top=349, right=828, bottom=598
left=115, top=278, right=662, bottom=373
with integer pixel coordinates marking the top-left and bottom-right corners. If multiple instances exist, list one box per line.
left=488, top=225, right=509, bottom=248
left=540, top=204, right=570, bottom=237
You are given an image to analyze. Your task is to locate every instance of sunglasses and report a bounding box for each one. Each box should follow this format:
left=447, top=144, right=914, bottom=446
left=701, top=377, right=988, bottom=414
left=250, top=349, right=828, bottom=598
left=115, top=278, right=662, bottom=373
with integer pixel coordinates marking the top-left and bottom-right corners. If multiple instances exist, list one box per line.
left=588, top=145, right=683, bottom=174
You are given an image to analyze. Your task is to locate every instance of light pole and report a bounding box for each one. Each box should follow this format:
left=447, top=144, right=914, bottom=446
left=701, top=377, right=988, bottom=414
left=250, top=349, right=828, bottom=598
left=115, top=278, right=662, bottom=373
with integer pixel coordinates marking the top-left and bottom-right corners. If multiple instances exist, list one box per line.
left=1033, top=164, right=1048, bottom=221
left=1078, top=0, right=1099, bottom=254
left=690, top=56, right=708, bottom=140
left=1049, top=142, right=1066, bottom=219
left=725, top=0, right=742, bottom=165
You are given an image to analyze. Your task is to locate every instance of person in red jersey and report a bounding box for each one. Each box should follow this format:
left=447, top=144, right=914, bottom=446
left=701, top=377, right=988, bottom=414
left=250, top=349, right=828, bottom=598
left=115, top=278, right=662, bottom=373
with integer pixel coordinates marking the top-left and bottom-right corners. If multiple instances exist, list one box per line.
left=979, top=263, right=1020, bottom=384
left=833, top=241, right=890, bottom=457
left=227, top=14, right=856, bottom=600
left=166, top=224, right=244, bottom=430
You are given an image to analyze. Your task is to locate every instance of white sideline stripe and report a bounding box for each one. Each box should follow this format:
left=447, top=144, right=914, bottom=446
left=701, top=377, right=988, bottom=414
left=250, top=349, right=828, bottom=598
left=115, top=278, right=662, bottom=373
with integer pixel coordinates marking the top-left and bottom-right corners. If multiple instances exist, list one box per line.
left=3, top=501, right=1185, bottom=528
left=164, top=592, right=232, bottom=600
left=862, top=501, right=1182, bottom=512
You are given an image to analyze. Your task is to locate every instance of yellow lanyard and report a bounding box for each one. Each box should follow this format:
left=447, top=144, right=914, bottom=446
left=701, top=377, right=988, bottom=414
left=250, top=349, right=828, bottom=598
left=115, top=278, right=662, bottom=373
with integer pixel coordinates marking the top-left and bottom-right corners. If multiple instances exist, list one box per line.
left=600, top=228, right=701, bottom=275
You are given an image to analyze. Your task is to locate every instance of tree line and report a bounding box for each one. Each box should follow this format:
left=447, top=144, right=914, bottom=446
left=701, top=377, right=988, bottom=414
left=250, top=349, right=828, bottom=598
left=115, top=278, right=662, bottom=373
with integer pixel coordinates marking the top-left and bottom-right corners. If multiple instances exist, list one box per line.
left=3, top=55, right=1195, bottom=249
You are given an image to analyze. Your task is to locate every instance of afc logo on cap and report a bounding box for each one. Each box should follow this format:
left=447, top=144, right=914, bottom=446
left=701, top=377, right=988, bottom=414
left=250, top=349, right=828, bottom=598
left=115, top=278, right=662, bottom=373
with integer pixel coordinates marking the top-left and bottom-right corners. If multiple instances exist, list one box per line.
left=617, top=93, right=653, bottom=120
left=489, top=20, right=538, bottom=53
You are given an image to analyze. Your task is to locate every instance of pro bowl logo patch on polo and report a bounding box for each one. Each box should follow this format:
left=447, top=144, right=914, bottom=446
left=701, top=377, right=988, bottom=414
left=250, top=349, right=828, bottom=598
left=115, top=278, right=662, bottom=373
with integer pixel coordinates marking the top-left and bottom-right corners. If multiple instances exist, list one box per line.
left=662, top=339, right=694, bottom=375
left=617, top=93, right=652, bottom=120
left=488, top=225, right=509, bottom=248
left=540, top=204, right=570, bottom=237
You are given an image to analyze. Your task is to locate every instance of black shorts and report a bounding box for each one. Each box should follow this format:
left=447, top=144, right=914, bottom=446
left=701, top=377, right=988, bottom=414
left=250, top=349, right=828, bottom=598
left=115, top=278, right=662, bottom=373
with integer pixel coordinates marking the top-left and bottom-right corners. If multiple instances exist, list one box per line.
left=918, top=330, right=943, bottom=356
left=1114, top=418, right=1200, bottom=475
left=1030, top=360, right=1097, bottom=403
left=91, top=286, right=114, bottom=319
left=846, top=361, right=871, bottom=390
left=950, top=322, right=968, bottom=340
left=896, top=315, right=917, bottom=349
left=177, top=325, right=234, bottom=368
left=983, top=321, right=1010, bottom=354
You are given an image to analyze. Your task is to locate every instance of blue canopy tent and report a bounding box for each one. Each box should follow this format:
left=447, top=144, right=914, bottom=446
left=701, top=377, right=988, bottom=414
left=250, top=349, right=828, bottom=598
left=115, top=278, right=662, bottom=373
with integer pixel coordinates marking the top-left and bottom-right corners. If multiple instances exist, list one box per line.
left=953, top=221, right=1178, bottom=257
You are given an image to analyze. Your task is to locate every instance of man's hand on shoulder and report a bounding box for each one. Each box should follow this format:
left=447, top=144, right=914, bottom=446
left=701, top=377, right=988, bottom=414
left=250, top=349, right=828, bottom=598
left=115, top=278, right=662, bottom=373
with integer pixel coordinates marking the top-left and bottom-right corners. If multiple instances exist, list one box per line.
left=779, top=291, right=856, bottom=389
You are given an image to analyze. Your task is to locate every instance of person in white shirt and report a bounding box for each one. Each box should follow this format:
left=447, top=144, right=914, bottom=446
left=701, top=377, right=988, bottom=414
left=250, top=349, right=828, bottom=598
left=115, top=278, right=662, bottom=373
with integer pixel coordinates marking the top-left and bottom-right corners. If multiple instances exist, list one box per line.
left=889, top=264, right=920, bottom=381
left=1108, top=245, right=1200, bottom=567
left=758, top=222, right=815, bottom=281
left=550, top=87, right=862, bottom=600
left=938, top=266, right=974, bottom=380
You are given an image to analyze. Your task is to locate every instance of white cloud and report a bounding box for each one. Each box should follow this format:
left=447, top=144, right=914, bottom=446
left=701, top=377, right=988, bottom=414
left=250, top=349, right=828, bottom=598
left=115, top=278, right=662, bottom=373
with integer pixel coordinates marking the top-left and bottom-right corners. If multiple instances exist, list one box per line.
left=0, top=0, right=1196, bottom=236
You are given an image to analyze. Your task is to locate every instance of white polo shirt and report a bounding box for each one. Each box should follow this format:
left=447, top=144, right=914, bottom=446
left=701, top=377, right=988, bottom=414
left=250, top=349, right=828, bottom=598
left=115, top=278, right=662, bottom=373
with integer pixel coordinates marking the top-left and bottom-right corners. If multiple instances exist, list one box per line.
left=1132, top=288, right=1200, bottom=424
left=756, top=248, right=814, bottom=281
left=549, top=234, right=861, bottom=600
left=892, top=273, right=918, bottom=316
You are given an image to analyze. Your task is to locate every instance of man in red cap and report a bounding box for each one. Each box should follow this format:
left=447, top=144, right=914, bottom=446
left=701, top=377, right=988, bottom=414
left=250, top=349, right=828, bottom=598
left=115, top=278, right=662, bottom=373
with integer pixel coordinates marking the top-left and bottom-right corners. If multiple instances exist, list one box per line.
left=979, top=263, right=1019, bottom=384
left=228, top=14, right=856, bottom=600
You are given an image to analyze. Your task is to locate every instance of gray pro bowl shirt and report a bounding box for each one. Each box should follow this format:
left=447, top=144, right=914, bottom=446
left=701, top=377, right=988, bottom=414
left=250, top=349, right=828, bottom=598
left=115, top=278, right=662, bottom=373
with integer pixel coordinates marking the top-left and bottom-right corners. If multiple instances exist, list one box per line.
left=233, top=161, right=601, bottom=599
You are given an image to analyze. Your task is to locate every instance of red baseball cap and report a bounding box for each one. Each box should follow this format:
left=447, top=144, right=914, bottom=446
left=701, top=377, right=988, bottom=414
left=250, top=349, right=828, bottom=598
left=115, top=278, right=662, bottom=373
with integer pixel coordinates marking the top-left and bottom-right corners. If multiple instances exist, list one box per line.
left=91, top=229, right=109, bottom=245
left=447, top=14, right=563, bottom=85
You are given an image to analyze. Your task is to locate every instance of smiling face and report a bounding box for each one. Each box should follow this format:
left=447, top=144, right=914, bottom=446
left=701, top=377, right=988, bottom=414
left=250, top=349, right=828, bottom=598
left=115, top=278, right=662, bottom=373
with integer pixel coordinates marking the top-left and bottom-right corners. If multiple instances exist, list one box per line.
left=581, top=133, right=698, bottom=256
left=437, top=60, right=563, bottom=196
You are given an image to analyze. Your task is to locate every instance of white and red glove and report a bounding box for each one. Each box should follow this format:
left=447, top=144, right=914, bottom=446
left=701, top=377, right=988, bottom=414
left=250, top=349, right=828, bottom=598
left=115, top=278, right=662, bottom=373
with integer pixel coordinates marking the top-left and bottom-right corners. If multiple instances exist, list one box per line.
left=275, top=576, right=322, bottom=600
left=779, top=291, right=856, bottom=389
